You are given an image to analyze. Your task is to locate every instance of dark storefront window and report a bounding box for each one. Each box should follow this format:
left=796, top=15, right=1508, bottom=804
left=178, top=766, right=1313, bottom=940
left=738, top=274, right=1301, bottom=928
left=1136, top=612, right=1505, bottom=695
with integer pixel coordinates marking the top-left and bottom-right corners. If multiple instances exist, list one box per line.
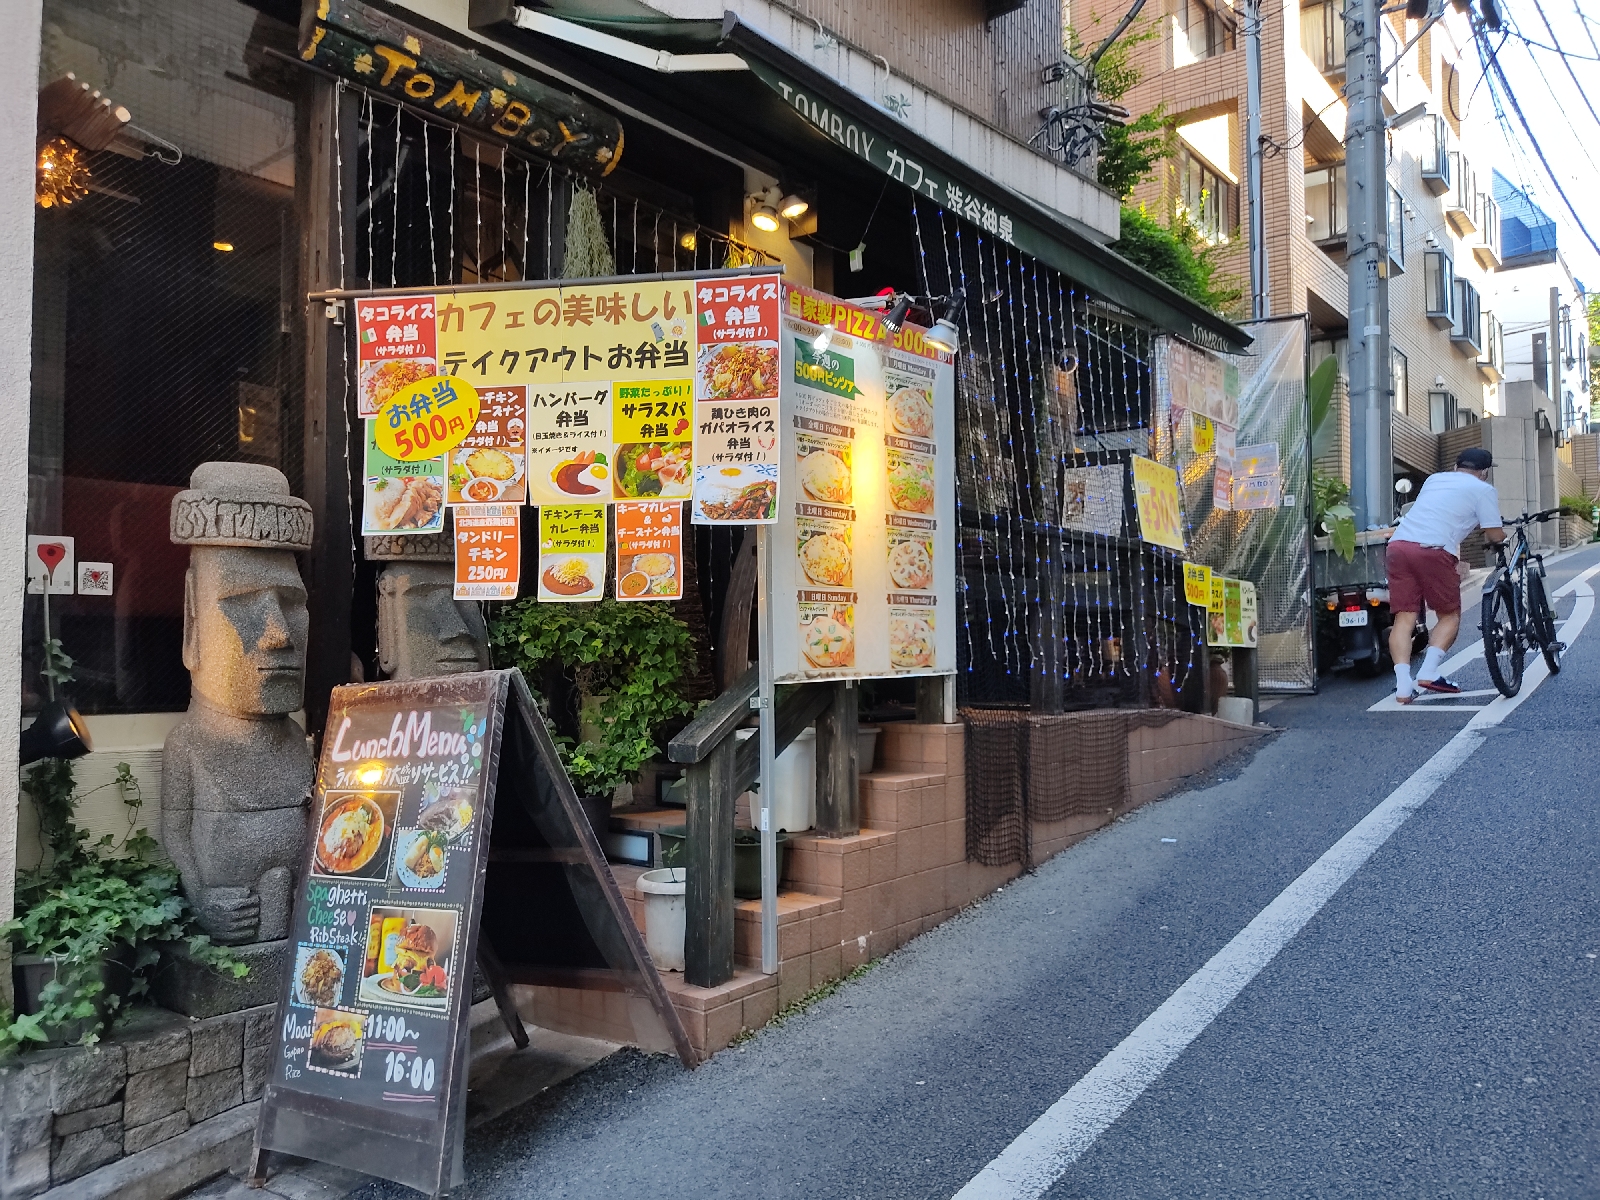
left=29, top=0, right=303, bottom=714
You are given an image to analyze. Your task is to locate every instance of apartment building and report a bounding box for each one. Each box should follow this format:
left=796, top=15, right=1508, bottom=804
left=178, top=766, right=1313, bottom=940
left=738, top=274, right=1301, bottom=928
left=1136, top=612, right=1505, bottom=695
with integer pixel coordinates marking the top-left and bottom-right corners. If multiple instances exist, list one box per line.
left=1484, top=171, right=1590, bottom=435
left=1094, top=0, right=1512, bottom=482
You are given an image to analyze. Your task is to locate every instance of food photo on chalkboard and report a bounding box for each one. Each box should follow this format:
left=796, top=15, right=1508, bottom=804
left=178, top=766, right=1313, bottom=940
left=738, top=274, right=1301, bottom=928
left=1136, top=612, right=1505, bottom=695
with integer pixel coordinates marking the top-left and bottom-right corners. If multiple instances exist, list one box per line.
left=359, top=906, right=458, bottom=1010
left=313, top=789, right=402, bottom=881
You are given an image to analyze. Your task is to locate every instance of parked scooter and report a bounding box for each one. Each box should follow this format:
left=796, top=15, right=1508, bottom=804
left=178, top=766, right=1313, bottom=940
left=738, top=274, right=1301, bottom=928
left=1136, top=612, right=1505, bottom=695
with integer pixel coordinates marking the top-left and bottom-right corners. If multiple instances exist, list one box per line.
left=1314, top=477, right=1427, bottom=677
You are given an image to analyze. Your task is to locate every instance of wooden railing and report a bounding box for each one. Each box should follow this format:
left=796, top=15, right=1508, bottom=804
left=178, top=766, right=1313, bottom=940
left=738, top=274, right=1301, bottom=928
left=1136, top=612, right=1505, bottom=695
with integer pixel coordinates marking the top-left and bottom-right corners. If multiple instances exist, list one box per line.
left=666, top=669, right=859, bottom=988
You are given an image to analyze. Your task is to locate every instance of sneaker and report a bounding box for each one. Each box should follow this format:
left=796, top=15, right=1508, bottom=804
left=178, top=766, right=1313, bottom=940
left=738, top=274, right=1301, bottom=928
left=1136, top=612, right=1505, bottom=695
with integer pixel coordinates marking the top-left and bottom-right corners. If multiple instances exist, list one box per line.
left=1416, top=676, right=1462, bottom=694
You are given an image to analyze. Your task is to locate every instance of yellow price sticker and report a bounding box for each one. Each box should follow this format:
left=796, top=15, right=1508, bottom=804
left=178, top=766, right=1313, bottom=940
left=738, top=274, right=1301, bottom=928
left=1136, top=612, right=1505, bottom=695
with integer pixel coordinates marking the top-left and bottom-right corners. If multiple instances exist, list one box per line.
left=375, top=376, right=480, bottom=462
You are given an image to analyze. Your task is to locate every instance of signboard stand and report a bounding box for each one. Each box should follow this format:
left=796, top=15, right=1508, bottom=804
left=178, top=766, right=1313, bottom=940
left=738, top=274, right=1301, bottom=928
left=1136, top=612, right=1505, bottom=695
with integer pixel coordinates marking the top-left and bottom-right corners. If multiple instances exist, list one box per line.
left=755, top=525, right=778, bottom=973
left=251, top=670, right=693, bottom=1197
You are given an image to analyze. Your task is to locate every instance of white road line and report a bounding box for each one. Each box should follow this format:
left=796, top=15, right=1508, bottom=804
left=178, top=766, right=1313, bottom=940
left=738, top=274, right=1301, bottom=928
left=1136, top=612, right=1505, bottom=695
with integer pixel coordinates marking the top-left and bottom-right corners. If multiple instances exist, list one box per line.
left=953, top=563, right=1600, bottom=1200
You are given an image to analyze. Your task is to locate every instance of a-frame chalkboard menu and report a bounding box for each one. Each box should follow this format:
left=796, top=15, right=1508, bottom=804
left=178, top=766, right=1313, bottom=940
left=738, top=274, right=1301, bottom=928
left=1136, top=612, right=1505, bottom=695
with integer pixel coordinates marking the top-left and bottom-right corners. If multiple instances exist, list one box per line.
left=250, top=670, right=693, bottom=1196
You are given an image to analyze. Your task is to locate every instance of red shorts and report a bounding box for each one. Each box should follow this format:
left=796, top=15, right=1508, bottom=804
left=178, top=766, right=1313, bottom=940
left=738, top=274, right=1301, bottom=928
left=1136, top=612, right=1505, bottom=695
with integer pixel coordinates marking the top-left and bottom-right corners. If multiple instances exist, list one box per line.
left=1386, top=539, right=1460, bottom=614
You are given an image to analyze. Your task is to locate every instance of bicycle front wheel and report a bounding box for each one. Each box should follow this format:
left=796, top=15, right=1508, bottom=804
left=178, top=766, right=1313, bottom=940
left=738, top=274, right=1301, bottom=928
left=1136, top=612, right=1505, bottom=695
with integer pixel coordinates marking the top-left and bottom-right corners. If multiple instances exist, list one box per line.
left=1482, top=580, right=1524, bottom=698
left=1528, top=571, right=1562, bottom=675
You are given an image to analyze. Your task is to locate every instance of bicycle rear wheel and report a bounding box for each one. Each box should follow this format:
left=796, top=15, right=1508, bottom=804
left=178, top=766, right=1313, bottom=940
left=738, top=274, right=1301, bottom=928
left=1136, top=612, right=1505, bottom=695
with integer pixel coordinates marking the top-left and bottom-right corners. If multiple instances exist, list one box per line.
left=1481, top=580, right=1524, bottom=697
left=1528, top=571, right=1562, bottom=675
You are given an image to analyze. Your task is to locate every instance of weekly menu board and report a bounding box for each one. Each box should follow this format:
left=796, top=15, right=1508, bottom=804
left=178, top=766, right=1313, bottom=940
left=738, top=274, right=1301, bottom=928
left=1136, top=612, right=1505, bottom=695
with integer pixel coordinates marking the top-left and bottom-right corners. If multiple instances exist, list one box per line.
left=770, top=285, right=957, bottom=681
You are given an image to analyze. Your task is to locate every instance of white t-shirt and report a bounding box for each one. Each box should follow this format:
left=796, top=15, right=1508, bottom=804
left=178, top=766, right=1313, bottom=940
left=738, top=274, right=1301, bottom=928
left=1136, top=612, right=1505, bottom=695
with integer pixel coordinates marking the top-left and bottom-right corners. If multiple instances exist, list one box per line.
left=1391, top=470, right=1502, bottom=558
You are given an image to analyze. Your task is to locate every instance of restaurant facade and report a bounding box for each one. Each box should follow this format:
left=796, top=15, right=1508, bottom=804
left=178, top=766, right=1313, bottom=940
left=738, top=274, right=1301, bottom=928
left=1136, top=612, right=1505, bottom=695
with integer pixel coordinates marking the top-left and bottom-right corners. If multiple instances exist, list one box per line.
left=0, top=1, right=1272, bottom=1193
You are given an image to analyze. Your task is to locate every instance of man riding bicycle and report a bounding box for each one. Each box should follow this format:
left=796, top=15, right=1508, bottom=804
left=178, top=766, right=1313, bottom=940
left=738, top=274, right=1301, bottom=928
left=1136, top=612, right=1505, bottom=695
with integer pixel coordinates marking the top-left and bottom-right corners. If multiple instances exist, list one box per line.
left=1387, top=447, right=1506, bottom=704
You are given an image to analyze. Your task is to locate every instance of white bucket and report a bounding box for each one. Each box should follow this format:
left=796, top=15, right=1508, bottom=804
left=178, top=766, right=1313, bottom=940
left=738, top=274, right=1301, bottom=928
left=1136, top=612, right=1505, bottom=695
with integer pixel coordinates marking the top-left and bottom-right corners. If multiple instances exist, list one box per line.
left=857, top=724, right=881, bottom=773
left=637, top=867, right=687, bottom=971
left=772, top=727, right=816, bottom=832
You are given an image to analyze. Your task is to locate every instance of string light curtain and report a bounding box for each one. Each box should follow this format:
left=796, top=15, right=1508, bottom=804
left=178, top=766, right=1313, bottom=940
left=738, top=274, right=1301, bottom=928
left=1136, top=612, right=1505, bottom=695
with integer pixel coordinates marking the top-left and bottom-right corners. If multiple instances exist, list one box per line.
left=350, top=93, right=771, bottom=290
left=911, top=198, right=1202, bottom=711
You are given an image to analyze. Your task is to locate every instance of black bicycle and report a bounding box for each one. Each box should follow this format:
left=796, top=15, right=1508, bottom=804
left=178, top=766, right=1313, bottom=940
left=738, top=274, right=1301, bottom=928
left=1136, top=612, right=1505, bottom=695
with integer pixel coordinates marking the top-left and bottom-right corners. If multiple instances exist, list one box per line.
left=1481, top=509, right=1565, bottom=698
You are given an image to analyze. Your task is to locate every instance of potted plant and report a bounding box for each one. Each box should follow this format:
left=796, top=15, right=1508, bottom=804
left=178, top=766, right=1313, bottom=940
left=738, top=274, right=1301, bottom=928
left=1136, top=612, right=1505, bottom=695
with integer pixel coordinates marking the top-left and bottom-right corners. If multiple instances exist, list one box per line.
left=1, top=760, right=244, bottom=1051
left=489, top=598, right=697, bottom=833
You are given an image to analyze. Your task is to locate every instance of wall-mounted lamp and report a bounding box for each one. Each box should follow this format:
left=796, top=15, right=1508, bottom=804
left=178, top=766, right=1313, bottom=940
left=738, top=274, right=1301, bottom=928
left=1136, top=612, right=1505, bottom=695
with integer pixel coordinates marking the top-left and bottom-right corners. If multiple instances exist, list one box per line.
left=923, top=288, right=966, bottom=354
left=20, top=700, right=92, bottom=767
left=779, top=193, right=810, bottom=220
left=880, top=294, right=913, bottom=334
left=749, top=201, right=780, bottom=233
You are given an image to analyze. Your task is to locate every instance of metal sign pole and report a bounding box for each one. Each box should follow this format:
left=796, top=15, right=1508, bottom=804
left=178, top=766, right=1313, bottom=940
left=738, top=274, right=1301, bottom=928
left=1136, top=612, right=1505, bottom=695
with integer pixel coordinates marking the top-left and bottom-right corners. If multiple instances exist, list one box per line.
left=755, top=525, right=778, bottom=974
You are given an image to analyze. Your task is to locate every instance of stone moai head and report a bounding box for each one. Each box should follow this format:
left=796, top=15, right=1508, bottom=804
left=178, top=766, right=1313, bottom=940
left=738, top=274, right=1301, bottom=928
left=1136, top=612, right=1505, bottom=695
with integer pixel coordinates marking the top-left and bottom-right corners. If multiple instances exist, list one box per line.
left=172, top=463, right=313, bottom=716
left=366, top=526, right=491, bottom=680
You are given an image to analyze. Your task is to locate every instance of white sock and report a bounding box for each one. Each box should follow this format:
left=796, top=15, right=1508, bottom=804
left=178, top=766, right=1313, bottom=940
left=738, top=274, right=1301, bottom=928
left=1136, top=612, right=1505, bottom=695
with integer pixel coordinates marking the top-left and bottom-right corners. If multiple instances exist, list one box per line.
left=1394, top=663, right=1413, bottom=694
left=1417, top=646, right=1446, bottom=682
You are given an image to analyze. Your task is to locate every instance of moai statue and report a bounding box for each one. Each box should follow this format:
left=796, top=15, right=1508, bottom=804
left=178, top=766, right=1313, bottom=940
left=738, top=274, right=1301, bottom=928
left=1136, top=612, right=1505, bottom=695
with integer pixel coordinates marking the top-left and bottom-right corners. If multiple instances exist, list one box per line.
left=156, top=463, right=314, bottom=1016
left=365, top=524, right=491, bottom=680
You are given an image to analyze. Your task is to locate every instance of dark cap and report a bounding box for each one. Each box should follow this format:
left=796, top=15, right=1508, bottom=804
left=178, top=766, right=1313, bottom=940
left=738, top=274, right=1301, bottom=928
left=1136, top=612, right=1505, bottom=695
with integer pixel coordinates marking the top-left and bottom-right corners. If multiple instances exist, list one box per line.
left=1456, top=447, right=1493, bottom=471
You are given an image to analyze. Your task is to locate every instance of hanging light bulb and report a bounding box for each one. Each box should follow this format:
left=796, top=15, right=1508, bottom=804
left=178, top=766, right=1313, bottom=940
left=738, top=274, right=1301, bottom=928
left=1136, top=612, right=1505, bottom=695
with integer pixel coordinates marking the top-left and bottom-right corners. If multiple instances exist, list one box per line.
left=880, top=294, right=912, bottom=334
left=923, top=288, right=966, bottom=354
left=813, top=326, right=833, bottom=353
left=750, top=201, right=780, bottom=233
left=779, top=193, right=810, bottom=220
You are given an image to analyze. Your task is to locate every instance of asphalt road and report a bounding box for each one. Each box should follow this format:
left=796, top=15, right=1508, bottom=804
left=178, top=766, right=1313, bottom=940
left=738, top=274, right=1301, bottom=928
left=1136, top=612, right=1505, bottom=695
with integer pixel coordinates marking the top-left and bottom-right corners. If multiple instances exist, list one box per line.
left=352, top=544, right=1600, bottom=1200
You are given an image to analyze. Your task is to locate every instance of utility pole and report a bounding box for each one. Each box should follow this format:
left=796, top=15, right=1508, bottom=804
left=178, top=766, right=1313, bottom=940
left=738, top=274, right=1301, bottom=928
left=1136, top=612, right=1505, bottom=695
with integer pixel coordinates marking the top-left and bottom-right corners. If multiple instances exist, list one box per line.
left=1549, top=286, right=1562, bottom=428
left=1245, top=0, right=1267, bottom=321
left=1345, top=0, right=1392, bottom=528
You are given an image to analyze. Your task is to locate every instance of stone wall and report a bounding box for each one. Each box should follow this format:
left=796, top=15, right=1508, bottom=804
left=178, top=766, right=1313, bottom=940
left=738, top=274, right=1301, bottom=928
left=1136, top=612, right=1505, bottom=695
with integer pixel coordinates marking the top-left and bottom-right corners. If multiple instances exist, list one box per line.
left=0, top=1003, right=273, bottom=1195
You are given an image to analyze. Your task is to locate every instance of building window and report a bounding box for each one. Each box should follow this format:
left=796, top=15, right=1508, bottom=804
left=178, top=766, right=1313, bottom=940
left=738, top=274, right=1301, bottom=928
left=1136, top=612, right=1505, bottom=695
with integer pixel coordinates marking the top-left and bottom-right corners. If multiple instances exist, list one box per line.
left=1424, top=250, right=1455, bottom=327
left=1450, top=278, right=1482, bottom=352
left=1419, top=115, right=1450, bottom=194
left=1392, top=346, right=1409, bottom=414
left=1387, top=184, right=1406, bottom=273
left=1428, top=389, right=1458, bottom=434
left=1175, top=145, right=1236, bottom=244
left=1304, top=164, right=1348, bottom=244
left=1174, top=0, right=1237, bottom=66
left=1300, top=0, right=1345, bottom=75
left=29, top=0, right=304, bottom=715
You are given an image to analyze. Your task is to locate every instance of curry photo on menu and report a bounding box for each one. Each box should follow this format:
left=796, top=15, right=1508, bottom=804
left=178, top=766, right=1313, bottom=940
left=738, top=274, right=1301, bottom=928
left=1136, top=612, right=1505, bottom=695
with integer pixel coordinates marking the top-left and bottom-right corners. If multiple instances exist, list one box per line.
left=312, top=790, right=402, bottom=883
left=359, top=906, right=458, bottom=1013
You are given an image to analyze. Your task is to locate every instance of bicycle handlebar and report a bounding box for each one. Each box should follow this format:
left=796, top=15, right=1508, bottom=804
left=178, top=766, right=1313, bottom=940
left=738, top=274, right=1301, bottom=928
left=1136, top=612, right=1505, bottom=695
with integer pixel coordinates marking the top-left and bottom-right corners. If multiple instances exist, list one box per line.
left=1500, top=508, right=1563, bottom=525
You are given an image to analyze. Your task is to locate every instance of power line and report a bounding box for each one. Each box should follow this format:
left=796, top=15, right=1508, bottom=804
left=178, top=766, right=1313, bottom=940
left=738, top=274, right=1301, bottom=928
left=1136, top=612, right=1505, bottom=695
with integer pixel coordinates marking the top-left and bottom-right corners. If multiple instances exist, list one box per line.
left=1519, top=1, right=1600, bottom=177
left=1472, top=16, right=1600, bottom=259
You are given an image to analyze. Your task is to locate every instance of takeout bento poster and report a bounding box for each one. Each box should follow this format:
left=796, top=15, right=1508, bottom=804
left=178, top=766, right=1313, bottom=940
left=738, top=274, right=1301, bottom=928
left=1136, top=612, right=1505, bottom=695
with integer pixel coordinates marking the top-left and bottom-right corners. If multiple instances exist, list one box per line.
left=327, top=706, right=484, bottom=766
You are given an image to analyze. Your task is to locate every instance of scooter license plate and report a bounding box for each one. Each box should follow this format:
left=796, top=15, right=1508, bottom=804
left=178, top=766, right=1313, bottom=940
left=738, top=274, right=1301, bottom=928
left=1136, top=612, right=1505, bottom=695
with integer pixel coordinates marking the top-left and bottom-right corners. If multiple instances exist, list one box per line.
left=1338, top=610, right=1369, bottom=627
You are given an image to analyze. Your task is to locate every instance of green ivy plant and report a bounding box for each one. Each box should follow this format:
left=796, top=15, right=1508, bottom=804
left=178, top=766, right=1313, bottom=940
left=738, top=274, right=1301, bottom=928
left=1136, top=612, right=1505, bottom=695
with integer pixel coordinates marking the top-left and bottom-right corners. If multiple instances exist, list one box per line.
left=0, top=763, right=245, bottom=1053
left=489, top=598, right=697, bottom=797
left=1307, top=356, right=1357, bottom=560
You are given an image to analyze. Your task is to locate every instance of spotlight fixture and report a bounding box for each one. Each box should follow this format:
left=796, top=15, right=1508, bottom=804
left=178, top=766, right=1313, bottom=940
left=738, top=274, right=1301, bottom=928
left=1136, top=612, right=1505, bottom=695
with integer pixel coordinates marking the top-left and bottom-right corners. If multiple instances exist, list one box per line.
left=213, top=241, right=235, bottom=252
left=922, top=288, right=967, bottom=354
left=779, top=193, right=810, bottom=220
left=750, top=202, right=780, bottom=233
left=880, top=294, right=913, bottom=334
left=19, top=699, right=92, bottom=767
left=679, top=230, right=698, bottom=251
left=813, top=326, right=834, bottom=353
